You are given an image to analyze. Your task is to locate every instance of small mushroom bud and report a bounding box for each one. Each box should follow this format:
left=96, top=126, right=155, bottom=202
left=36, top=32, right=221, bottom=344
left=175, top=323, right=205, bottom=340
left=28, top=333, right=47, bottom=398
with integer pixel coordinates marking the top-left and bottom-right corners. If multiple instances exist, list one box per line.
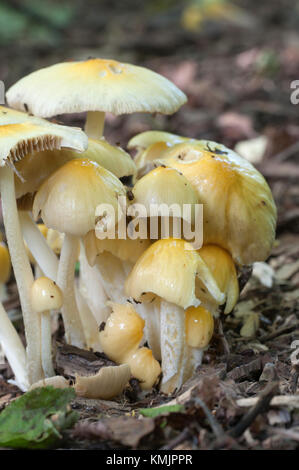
left=185, top=306, right=214, bottom=348
left=99, top=302, right=145, bottom=363
left=126, top=347, right=161, bottom=390
left=31, top=276, right=63, bottom=378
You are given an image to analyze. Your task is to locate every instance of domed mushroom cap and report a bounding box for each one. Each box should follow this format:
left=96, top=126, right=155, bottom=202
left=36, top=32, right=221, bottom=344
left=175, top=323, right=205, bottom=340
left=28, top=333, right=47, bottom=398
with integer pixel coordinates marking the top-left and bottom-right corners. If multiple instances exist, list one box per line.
left=132, top=166, right=199, bottom=224
left=0, top=122, right=87, bottom=167
left=33, top=158, right=126, bottom=237
left=128, top=130, right=191, bottom=151
left=6, top=58, right=187, bottom=117
left=157, top=141, right=277, bottom=265
left=15, top=137, right=136, bottom=199
left=31, top=276, right=63, bottom=312
left=125, top=238, right=224, bottom=309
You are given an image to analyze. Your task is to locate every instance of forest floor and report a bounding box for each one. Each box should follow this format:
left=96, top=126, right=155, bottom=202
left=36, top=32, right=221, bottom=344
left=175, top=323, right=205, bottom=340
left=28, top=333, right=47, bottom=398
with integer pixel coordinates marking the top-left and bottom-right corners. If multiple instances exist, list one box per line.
left=0, top=0, right=298, bottom=450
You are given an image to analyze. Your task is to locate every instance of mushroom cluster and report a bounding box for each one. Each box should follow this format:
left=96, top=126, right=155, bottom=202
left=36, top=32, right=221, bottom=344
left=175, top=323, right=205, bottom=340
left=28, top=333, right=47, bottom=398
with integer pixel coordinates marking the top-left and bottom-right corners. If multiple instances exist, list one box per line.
left=0, top=58, right=276, bottom=396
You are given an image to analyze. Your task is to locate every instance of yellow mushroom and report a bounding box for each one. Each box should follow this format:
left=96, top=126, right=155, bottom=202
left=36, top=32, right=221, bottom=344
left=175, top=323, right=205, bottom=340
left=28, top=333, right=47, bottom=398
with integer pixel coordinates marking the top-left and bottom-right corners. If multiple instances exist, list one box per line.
left=31, top=276, right=63, bottom=378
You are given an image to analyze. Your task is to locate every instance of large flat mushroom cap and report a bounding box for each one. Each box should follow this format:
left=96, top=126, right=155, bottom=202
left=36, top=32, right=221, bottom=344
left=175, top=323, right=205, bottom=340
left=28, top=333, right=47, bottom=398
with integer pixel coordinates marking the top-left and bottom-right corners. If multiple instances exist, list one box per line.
left=6, top=58, right=187, bottom=117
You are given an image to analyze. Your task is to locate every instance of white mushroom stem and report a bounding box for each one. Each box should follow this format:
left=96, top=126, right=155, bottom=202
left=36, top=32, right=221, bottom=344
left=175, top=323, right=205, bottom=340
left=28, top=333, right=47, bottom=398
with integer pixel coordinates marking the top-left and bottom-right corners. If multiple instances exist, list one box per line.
left=84, top=111, right=105, bottom=139
left=94, top=254, right=128, bottom=304
left=74, top=283, right=102, bottom=351
left=40, top=310, right=55, bottom=378
left=160, top=300, right=186, bottom=393
left=57, top=234, right=86, bottom=347
left=19, top=212, right=59, bottom=280
left=0, top=165, right=42, bottom=384
left=78, top=246, right=110, bottom=325
left=138, top=299, right=161, bottom=361
left=0, top=301, right=29, bottom=391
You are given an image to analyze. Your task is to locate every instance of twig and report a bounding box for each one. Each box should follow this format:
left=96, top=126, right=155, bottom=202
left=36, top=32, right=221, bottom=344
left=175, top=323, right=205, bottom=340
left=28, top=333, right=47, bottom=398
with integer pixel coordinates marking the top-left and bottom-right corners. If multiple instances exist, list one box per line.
left=236, top=394, right=299, bottom=409
left=267, top=427, right=299, bottom=443
left=217, top=319, right=230, bottom=356
left=160, top=428, right=190, bottom=450
left=271, top=140, right=299, bottom=163
left=229, top=382, right=279, bottom=438
left=193, top=397, right=224, bottom=438
left=259, top=324, right=299, bottom=342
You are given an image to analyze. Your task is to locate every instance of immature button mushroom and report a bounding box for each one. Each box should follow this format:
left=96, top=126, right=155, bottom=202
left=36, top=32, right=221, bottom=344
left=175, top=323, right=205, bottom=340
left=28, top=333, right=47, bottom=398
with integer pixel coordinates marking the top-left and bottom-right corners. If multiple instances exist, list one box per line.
left=99, top=302, right=145, bottom=363
left=31, top=276, right=63, bottom=378
left=6, top=58, right=187, bottom=139
left=185, top=306, right=214, bottom=348
left=33, top=158, right=126, bottom=348
left=125, top=238, right=224, bottom=393
left=99, top=302, right=161, bottom=390
left=0, top=122, right=87, bottom=384
left=157, top=141, right=277, bottom=265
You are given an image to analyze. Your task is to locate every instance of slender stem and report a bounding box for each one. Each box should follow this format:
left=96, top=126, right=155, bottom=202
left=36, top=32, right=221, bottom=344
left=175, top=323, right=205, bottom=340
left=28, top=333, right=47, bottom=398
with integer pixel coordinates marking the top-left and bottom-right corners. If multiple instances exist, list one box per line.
left=0, top=301, right=29, bottom=391
left=74, top=284, right=101, bottom=352
left=84, top=111, right=105, bottom=139
left=41, top=311, right=55, bottom=378
left=19, top=212, right=59, bottom=281
left=79, top=245, right=110, bottom=325
left=0, top=166, right=43, bottom=384
left=139, top=299, right=161, bottom=361
left=160, top=300, right=186, bottom=394
left=95, top=253, right=128, bottom=304
left=57, top=234, right=86, bottom=347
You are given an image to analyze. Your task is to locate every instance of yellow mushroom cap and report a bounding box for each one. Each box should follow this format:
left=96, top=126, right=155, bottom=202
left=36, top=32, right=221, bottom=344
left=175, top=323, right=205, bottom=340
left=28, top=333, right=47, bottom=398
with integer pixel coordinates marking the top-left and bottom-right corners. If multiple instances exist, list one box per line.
left=157, top=141, right=277, bottom=265
left=0, top=122, right=87, bottom=167
left=126, top=347, right=161, bottom=390
left=134, top=141, right=169, bottom=173
left=6, top=58, right=187, bottom=117
left=32, top=158, right=126, bottom=237
left=99, top=302, right=145, bottom=363
left=30, top=276, right=63, bottom=312
left=128, top=130, right=191, bottom=151
left=198, top=245, right=239, bottom=314
left=185, top=306, right=214, bottom=348
left=15, top=138, right=136, bottom=199
left=84, top=230, right=151, bottom=266
left=125, top=238, right=225, bottom=309
left=0, top=242, right=11, bottom=284
left=132, top=166, right=199, bottom=225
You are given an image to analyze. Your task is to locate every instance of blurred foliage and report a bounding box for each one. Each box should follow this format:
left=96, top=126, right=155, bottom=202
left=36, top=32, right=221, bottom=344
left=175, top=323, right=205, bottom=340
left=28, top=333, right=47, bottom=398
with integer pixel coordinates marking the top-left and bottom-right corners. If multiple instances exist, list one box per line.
left=0, top=0, right=74, bottom=46
left=181, top=0, right=255, bottom=31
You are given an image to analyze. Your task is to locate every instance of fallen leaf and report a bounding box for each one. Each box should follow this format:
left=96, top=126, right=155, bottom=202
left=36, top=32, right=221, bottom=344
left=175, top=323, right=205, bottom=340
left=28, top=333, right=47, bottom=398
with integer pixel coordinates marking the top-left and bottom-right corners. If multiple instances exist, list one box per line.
left=0, top=387, right=78, bottom=449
